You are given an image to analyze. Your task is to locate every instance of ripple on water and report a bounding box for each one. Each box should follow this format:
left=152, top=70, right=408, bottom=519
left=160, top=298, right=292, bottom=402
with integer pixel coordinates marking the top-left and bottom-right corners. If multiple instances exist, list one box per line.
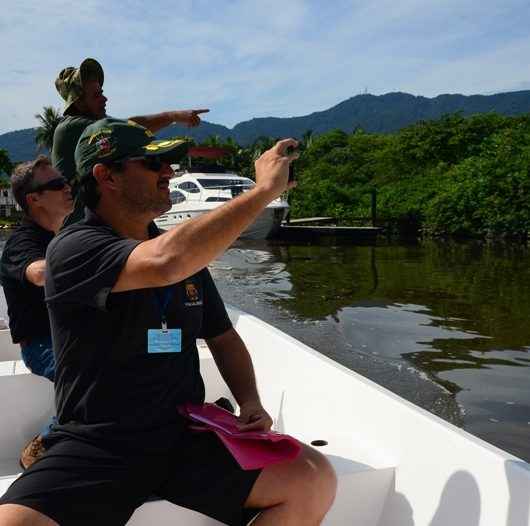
left=212, top=240, right=530, bottom=460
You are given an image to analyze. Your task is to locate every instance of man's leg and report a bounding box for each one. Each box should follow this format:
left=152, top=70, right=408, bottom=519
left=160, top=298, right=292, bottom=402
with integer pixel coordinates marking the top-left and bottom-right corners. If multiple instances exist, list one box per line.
left=0, top=504, right=58, bottom=526
left=0, top=436, right=155, bottom=525
left=245, top=444, right=337, bottom=525
left=19, top=338, right=56, bottom=469
left=20, top=339, right=55, bottom=382
left=160, top=431, right=337, bottom=526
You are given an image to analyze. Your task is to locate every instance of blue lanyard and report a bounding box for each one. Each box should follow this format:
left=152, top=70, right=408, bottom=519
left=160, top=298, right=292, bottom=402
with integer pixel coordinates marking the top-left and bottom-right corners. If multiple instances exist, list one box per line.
left=153, top=286, right=174, bottom=330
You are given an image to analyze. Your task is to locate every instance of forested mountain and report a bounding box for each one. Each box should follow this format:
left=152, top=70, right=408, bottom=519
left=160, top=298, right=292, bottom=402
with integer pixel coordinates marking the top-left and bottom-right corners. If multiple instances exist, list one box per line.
left=0, top=128, right=46, bottom=162
left=2, top=91, right=530, bottom=161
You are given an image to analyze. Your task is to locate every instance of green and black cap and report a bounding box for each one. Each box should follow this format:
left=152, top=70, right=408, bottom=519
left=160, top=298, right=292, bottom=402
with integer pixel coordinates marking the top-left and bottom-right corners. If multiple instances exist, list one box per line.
left=75, top=118, right=190, bottom=179
left=55, top=58, right=104, bottom=115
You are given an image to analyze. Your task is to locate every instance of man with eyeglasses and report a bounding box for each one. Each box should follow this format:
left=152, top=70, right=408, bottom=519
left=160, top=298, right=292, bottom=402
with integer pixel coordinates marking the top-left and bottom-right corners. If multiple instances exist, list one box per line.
left=53, top=58, right=209, bottom=225
left=0, top=119, right=337, bottom=525
left=0, top=156, right=73, bottom=469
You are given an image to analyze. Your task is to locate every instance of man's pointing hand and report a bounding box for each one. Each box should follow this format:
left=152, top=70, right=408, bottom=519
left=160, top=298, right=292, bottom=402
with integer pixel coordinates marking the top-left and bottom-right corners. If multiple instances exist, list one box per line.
left=173, top=109, right=210, bottom=128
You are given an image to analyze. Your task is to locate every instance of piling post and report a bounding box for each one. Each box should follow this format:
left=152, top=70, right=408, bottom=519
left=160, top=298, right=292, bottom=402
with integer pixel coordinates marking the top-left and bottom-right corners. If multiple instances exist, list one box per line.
left=371, top=188, right=377, bottom=227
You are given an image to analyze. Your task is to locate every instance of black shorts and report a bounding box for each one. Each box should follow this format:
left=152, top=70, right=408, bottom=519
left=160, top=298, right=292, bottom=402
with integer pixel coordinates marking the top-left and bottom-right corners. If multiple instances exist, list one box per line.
left=0, top=429, right=261, bottom=526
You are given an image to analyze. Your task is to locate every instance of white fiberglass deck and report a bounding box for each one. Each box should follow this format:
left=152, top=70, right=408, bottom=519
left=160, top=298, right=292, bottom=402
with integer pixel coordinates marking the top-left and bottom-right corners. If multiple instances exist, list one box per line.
left=0, top=307, right=529, bottom=525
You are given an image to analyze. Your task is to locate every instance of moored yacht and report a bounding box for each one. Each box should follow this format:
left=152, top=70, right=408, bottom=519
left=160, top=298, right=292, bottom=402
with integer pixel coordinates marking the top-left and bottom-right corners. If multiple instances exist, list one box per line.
left=155, top=168, right=289, bottom=239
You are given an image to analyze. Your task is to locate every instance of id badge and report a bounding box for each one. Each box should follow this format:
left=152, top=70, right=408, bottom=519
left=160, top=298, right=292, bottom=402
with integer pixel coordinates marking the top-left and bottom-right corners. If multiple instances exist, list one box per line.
left=147, top=328, right=182, bottom=354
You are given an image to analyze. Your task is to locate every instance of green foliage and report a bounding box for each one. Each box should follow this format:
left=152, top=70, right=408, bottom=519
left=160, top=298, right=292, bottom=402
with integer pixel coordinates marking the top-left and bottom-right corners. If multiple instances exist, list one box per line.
left=191, top=112, right=530, bottom=237
left=289, top=112, right=530, bottom=237
left=0, top=149, right=13, bottom=189
left=424, top=122, right=530, bottom=236
left=35, top=106, right=62, bottom=151
left=0, top=149, right=13, bottom=177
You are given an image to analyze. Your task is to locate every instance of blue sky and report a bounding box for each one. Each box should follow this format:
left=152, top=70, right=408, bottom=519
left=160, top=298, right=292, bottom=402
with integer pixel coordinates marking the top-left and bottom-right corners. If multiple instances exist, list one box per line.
left=1, top=0, right=530, bottom=134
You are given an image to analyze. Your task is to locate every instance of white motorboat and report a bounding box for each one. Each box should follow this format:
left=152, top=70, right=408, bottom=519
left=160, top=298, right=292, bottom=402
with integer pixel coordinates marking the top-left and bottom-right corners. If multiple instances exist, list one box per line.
left=1, top=306, right=529, bottom=525
left=155, top=169, right=289, bottom=240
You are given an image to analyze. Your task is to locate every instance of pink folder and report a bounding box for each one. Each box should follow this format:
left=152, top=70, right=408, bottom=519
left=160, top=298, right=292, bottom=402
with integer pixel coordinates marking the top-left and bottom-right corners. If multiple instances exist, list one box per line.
left=178, top=403, right=302, bottom=470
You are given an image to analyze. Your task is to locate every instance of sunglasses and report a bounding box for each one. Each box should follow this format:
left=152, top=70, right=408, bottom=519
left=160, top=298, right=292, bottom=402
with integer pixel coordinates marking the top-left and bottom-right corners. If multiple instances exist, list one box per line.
left=26, top=177, right=69, bottom=195
left=109, top=156, right=167, bottom=173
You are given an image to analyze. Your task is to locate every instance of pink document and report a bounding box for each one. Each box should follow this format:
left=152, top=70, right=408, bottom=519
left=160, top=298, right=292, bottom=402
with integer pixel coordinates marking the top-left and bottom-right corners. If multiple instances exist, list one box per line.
left=179, top=403, right=302, bottom=470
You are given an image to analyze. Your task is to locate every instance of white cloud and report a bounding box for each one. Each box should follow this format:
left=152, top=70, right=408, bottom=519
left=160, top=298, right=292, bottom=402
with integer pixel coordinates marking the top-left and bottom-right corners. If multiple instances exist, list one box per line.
left=1, top=0, right=529, bottom=134
left=400, top=35, right=530, bottom=96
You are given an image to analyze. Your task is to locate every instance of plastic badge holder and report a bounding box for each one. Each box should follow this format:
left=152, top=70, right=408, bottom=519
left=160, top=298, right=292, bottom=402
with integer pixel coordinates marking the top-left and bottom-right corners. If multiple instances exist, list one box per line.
left=179, top=403, right=302, bottom=470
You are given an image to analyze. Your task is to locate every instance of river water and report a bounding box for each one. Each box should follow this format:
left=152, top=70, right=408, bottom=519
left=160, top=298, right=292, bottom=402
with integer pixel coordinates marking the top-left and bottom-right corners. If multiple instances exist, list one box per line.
left=209, top=238, right=530, bottom=462
left=1, top=235, right=529, bottom=461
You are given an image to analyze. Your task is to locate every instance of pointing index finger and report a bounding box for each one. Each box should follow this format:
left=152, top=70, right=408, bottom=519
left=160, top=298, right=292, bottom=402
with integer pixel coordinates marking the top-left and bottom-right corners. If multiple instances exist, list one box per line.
left=193, top=109, right=210, bottom=115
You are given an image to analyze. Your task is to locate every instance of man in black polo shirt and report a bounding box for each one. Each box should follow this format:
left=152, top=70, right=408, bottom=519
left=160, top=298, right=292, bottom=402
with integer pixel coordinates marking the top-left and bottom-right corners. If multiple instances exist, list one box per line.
left=52, top=57, right=209, bottom=225
left=0, top=156, right=73, bottom=468
left=0, top=119, right=337, bottom=525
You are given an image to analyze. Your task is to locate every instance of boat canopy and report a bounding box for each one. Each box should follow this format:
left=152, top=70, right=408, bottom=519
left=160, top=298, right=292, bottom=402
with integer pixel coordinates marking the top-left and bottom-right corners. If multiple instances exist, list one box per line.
left=188, top=146, right=231, bottom=159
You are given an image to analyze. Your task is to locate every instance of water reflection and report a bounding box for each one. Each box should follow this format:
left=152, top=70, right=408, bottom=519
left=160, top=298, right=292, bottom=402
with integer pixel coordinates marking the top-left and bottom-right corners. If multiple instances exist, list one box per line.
left=213, top=239, right=530, bottom=460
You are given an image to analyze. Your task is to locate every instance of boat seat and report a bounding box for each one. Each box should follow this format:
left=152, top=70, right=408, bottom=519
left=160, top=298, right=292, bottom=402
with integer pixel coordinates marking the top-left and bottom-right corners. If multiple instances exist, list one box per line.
left=0, top=330, right=21, bottom=362
left=0, top=360, right=29, bottom=376
left=0, top=353, right=396, bottom=525
left=0, top=371, right=222, bottom=525
left=193, top=351, right=397, bottom=525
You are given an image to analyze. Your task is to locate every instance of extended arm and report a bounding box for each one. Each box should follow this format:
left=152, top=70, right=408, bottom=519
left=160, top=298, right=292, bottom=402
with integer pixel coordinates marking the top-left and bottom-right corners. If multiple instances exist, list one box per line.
left=207, top=327, right=273, bottom=431
left=25, top=259, right=46, bottom=287
left=112, top=139, right=298, bottom=292
left=129, top=109, right=209, bottom=132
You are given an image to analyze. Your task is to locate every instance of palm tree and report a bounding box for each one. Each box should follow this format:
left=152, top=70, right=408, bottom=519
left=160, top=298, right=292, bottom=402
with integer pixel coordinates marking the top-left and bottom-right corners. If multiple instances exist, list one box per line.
left=251, top=136, right=276, bottom=161
left=301, top=129, right=314, bottom=149
left=35, top=106, right=62, bottom=151
left=203, top=135, right=223, bottom=147
left=0, top=149, right=13, bottom=178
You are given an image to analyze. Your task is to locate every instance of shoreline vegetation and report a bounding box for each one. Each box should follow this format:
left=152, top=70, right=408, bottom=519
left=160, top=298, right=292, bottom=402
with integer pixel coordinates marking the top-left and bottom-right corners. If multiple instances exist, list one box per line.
left=194, top=111, right=530, bottom=241
left=3, top=110, right=530, bottom=240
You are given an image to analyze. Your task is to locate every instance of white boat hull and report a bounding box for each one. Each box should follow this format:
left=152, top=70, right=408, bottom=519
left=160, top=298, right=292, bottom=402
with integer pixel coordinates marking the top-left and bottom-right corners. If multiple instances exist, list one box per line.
left=155, top=205, right=287, bottom=240
left=0, top=307, right=529, bottom=525
left=154, top=171, right=289, bottom=240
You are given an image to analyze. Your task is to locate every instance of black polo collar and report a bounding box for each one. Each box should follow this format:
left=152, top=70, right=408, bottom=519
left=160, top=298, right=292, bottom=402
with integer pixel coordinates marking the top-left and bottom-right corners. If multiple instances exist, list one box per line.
left=83, top=208, right=160, bottom=239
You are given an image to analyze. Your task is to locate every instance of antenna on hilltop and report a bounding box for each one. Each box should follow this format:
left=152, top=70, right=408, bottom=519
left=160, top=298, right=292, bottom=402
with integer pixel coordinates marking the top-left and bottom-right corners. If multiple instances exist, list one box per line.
left=363, top=86, right=369, bottom=95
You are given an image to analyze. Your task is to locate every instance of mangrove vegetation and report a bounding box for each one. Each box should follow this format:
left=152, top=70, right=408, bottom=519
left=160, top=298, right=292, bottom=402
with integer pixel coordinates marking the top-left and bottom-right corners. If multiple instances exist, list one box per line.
left=198, top=112, right=530, bottom=239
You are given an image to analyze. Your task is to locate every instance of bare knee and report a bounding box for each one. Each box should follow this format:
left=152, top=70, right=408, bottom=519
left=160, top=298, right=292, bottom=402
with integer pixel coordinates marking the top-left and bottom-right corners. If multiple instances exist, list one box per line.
left=246, top=443, right=337, bottom=521
left=0, top=504, right=58, bottom=526
left=277, top=444, right=337, bottom=516
left=299, top=445, right=338, bottom=511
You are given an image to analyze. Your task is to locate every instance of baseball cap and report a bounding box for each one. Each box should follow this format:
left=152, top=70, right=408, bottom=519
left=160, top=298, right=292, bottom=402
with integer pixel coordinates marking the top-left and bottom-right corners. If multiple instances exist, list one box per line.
left=55, top=58, right=104, bottom=115
left=75, top=118, right=190, bottom=179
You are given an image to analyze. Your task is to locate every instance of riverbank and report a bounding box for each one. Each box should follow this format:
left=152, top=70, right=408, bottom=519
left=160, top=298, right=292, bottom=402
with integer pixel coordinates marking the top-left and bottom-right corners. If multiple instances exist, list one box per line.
left=189, top=111, right=530, bottom=239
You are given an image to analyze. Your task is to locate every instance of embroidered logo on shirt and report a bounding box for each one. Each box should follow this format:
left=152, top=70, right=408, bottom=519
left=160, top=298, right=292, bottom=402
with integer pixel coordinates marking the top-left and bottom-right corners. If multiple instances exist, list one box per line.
left=184, top=281, right=202, bottom=306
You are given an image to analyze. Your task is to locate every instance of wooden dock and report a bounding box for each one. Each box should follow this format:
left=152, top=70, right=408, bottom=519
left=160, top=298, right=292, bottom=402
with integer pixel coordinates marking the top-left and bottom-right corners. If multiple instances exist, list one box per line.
left=285, top=217, right=335, bottom=225
left=276, top=224, right=382, bottom=243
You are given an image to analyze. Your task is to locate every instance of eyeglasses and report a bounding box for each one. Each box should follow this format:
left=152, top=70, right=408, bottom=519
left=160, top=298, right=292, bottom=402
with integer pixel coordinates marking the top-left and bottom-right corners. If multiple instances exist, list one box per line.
left=108, top=156, right=167, bottom=173
left=129, top=156, right=166, bottom=173
left=25, top=177, right=69, bottom=195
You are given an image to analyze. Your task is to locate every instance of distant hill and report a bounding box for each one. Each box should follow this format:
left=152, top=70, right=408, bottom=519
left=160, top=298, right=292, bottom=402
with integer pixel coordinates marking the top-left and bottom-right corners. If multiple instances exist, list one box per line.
left=2, top=90, right=530, bottom=162
left=0, top=128, right=47, bottom=162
